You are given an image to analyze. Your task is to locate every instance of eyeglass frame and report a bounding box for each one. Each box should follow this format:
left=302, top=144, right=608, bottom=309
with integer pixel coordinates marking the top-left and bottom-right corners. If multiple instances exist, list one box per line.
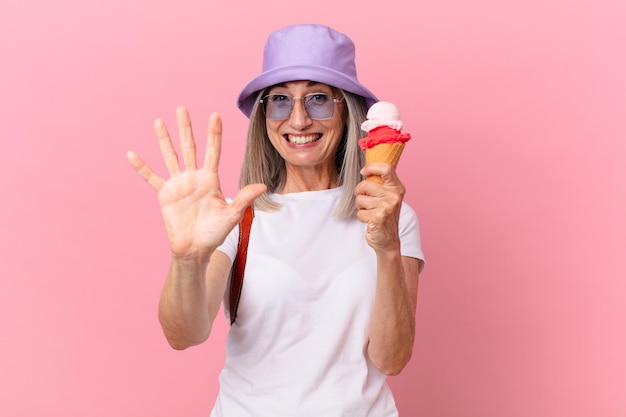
left=259, top=93, right=344, bottom=120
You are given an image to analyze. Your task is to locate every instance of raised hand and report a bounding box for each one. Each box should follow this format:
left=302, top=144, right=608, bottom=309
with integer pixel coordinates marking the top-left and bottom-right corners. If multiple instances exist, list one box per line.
left=127, top=107, right=267, bottom=261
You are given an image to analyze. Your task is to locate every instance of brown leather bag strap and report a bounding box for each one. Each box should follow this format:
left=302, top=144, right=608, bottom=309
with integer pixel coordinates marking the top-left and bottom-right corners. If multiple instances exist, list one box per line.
left=229, top=205, right=254, bottom=325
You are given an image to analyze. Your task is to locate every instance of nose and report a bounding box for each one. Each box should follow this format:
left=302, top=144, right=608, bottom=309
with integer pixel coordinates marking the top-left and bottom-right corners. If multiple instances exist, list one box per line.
left=288, top=98, right=313, bottom=129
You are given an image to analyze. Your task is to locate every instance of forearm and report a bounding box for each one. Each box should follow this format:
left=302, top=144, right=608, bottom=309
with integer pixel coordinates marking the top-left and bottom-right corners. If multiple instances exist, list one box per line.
left=367, top=251, right=419, bottom=375
left=158, top=254, right=213, bottom=350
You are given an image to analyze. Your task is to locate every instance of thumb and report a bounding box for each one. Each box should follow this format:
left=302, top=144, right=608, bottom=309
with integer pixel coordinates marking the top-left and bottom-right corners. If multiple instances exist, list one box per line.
left=231, top=183, right=267, bottom=212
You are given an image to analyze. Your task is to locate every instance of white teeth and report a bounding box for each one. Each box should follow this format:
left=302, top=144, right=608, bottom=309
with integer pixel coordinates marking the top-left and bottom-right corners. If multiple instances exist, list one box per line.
left=286, top=134, right=320, bottom=144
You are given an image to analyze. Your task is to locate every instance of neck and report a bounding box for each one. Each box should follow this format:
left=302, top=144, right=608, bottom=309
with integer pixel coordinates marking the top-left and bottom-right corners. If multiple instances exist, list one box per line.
left=280, top=165, right=339, bottom=194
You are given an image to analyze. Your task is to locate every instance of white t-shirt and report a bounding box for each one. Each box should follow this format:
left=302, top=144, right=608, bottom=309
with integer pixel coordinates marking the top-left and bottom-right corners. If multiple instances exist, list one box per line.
left=211, top=187, right=424, bottom=417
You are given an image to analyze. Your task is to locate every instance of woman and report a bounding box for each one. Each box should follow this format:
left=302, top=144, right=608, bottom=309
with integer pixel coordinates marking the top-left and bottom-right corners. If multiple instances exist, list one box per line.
left=127, top=24, right=424, bottom=417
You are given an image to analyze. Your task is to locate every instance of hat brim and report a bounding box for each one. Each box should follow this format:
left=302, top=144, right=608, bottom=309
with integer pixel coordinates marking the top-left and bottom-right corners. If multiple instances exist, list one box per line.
left=237, top=65, right=378, bottom=118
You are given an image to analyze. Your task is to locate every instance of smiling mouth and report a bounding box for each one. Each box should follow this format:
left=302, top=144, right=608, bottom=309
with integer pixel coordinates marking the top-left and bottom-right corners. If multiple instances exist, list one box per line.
left=284, top=134, right=322, bottom=144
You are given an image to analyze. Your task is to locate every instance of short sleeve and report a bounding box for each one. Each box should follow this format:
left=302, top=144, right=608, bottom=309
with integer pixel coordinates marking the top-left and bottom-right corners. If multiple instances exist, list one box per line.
left=399, top=202, right=426, bottom=272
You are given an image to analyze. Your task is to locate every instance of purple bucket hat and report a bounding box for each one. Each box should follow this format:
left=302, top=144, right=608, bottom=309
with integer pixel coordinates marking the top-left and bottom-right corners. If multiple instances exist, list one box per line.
left=237, top=24, right=378, bottom=118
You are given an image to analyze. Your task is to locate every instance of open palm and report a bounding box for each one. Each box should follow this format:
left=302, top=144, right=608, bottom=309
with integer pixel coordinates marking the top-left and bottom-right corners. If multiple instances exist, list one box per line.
left=127, top=107, right=266, bottom=259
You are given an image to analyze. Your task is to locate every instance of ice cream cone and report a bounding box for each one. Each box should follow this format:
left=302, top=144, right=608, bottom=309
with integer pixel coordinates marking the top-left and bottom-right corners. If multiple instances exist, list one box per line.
left=365, top=142, right=405, bottom=184
left=359, top=101, right=411, bottom=184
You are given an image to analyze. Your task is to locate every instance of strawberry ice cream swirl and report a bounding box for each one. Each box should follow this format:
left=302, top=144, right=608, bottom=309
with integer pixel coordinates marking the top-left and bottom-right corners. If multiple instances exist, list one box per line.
left=358, top=126, right=411, bottom=150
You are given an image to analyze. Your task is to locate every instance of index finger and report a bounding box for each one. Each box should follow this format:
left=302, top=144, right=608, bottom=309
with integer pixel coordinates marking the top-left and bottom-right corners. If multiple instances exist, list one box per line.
left=126, top=150, right=165, bottom=191
left=154, top=118, right=181, bottom=176
left=202, top=113, right=222, bottom=172
left=361, top=162, right=395, bottom=183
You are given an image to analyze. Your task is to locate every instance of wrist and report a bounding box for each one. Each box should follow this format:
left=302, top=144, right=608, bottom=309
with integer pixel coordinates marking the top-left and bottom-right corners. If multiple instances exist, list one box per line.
left=170, top=250, right=213, bottom=271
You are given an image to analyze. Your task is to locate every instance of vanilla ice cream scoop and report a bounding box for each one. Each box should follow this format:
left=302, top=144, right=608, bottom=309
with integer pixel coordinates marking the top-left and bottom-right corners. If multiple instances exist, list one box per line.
left=361, top=101, right=404, bottom=132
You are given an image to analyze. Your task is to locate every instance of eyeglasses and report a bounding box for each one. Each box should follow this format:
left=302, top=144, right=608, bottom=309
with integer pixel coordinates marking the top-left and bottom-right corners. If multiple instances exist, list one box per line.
left=260, top=93, right=343, bottom=120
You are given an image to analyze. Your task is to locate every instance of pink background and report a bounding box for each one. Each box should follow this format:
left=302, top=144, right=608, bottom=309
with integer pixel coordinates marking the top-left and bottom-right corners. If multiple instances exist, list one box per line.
left=1, top=0, right=624, bottom=415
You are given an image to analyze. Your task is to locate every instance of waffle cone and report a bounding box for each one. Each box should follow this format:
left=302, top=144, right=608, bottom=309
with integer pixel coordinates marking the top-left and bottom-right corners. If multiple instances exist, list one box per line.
left=365, top=142, right=405, bottom=184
